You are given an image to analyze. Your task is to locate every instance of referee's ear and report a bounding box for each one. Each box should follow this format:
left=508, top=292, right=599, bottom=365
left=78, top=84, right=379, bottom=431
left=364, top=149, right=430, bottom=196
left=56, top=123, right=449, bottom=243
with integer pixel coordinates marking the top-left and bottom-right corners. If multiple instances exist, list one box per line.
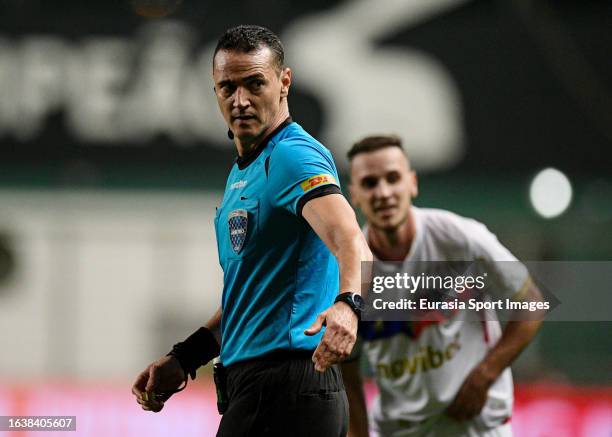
left=280, top=67, right=291, bottom=98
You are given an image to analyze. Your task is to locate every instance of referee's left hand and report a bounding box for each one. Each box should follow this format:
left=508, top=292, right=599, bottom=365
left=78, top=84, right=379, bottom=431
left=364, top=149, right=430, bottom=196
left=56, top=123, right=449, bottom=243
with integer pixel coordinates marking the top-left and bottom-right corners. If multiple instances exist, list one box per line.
left=132, top=355, right=186, bottom=413
left=305, top=302, right=358, bottom=372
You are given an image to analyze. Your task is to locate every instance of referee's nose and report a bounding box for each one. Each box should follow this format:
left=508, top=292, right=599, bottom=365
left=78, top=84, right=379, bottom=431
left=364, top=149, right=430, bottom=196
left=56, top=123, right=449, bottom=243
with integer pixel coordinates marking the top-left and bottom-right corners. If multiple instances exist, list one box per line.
left=233, top=86, right=251, bottom=110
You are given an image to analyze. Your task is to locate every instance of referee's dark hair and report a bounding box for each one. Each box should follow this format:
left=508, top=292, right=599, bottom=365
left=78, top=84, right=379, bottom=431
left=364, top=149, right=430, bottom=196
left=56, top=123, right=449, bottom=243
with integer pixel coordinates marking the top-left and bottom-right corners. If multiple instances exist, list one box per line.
left=347, top=135, right=404, bottom=162
left=213, top=25, right=284, bottom=72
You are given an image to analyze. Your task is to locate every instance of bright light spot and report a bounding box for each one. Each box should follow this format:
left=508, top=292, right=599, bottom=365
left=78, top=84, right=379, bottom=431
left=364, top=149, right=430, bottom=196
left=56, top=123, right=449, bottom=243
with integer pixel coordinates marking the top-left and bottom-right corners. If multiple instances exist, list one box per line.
left=529, top=168, right=573, bottom=219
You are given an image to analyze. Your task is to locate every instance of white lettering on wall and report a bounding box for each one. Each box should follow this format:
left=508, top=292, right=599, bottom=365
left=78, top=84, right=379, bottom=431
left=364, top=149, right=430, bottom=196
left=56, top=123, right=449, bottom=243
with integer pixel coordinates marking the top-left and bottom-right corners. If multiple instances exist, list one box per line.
left=0, top=22, right=228, bottom=147
left=0, top=0, right=469, bottom=170
left=284, top=0, right=467, bottom=170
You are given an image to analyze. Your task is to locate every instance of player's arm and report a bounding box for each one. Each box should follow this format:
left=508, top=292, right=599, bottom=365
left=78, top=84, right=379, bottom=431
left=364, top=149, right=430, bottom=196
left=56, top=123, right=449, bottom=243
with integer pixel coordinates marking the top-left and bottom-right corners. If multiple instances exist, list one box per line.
left=446, top=279, right=543, bottom=420
left=132, top=307, right=222, bottom=412
left=302, top=193, right=373, bottom=372
left=478, top=279, right=543, bottom=381
left=341, top=346, right=370, bottom=437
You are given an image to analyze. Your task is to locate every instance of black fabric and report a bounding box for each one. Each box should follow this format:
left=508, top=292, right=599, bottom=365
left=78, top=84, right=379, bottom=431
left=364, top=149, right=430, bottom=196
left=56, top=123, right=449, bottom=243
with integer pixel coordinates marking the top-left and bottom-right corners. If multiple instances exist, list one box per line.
left=167, top=327, right=220, bottom=380
left=296, top=184, right=343, bottom=217
left=264, top=156, right=271, bottom=178
left=235, top=117, right=293, bottom=170
left=227, top=349, right=315, bottom=369
left=333, top=292, right=364, bottom=318
left=217, top=356, right=348, bottom=437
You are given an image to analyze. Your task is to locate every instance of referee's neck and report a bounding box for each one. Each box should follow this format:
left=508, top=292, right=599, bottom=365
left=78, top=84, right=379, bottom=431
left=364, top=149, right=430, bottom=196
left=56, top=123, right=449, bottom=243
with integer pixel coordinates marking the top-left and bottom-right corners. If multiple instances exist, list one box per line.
left=235, top=107, right=291, bottom=157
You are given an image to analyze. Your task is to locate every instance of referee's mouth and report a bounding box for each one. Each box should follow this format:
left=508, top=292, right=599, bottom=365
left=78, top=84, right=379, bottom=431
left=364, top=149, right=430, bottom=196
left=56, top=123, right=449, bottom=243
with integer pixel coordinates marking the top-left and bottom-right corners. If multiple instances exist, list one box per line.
left=232, top=114, right=257, bottom=122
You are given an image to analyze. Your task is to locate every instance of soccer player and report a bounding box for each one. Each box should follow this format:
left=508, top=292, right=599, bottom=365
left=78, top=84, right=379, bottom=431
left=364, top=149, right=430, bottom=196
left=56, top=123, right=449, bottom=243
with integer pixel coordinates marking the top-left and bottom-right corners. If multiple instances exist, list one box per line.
left=131, top=25, right=372, bottom=436
left=342, top=135, right=543, bottom=437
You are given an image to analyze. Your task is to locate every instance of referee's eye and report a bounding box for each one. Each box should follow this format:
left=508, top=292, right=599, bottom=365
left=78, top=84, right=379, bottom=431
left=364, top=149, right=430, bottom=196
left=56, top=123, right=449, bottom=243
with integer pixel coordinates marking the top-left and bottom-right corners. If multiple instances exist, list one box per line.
left=219, top=83, right=236, bottom=97
left=249, top=79, right=265, bottom=92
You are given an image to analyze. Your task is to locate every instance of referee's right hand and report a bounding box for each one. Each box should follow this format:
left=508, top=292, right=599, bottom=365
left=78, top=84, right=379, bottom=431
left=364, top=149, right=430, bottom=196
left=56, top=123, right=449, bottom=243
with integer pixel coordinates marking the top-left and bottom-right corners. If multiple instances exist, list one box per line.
left=132, top=355, right=186, bottom=412
left=305, top=301, right=358, bottom=372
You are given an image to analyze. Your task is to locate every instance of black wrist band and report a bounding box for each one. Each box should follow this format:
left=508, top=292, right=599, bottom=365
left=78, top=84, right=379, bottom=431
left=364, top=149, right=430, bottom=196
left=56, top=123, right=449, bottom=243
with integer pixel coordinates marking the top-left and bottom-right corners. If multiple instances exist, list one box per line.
left=167, top=327, right=220, bottom=380
left=334, top=292, right=365, bottom=319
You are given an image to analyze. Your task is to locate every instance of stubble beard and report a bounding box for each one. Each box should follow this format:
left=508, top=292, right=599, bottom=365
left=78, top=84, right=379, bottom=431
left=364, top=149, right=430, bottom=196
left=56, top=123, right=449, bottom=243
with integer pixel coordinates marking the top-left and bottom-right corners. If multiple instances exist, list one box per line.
left=235, top=122, right=267, bottom=154
left=370, top=207, right=409, bottom=238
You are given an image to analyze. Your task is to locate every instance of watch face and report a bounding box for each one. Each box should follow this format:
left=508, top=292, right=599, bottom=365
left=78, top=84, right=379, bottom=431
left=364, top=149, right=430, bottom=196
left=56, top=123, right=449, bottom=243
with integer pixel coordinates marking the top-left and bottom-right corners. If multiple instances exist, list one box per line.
left=352, top=293, right=365, bottom=311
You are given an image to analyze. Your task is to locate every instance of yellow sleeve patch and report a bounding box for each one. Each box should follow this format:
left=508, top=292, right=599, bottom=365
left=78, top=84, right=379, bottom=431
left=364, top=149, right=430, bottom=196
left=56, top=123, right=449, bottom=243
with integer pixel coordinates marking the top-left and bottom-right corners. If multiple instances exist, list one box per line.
left=300, top=174, right=337, bottom=192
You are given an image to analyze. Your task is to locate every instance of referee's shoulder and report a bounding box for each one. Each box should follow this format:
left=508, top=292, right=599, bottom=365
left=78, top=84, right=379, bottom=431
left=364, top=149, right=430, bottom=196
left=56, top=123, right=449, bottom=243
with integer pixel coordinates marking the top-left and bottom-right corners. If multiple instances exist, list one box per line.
left=271, top=132, right=328, bottom=160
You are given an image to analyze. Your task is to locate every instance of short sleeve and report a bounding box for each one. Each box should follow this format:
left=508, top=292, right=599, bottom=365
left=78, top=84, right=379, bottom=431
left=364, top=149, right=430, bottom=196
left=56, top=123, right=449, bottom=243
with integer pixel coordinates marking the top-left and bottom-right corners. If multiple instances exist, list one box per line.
left=268, top=139, right=341, bottom=216
left=466, top=221, right=530, bottom=300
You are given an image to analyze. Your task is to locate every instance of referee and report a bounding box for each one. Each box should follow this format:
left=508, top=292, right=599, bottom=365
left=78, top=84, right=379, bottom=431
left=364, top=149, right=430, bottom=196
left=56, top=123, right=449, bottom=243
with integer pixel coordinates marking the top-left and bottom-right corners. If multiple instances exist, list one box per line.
left=132, top=25, right=372, bottom=436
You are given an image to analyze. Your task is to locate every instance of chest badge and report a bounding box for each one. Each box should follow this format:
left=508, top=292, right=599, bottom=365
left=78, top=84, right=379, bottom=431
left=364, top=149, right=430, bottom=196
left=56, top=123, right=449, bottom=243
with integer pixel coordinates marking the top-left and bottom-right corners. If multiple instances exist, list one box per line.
left=228, top=209, right=248, bottom=253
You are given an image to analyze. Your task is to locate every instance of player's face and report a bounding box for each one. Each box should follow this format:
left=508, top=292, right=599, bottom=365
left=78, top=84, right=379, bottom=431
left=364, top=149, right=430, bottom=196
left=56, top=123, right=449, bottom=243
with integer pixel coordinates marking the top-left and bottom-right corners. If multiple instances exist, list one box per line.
left=349, top=147, right=418, bottom=231
left=213, top=47, right=290, bottom=144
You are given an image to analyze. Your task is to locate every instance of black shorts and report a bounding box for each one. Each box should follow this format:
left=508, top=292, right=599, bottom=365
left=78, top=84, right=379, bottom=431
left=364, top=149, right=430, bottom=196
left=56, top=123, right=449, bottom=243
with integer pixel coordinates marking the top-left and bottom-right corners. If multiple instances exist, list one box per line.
left=216, top=351, right=349, bottom=437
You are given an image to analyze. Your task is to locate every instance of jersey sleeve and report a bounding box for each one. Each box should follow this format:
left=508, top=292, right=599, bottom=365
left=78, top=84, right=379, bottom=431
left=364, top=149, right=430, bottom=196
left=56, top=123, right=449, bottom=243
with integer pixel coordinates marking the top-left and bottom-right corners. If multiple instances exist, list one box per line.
left=465, top=220, right=530, bottom=300
left=268, top=139, right=341, bottom=216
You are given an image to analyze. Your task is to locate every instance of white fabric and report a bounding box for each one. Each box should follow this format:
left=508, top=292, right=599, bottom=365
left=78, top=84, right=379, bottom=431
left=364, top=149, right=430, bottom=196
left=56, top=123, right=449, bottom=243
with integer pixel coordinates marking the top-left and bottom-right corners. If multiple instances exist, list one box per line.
left=363, top=207, right=528, bottom=436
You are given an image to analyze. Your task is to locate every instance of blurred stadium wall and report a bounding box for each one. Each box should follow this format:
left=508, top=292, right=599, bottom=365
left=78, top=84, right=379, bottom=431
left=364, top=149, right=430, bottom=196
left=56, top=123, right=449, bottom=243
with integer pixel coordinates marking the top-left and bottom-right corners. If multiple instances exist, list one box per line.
left=0, top=0, right=611, bottom=436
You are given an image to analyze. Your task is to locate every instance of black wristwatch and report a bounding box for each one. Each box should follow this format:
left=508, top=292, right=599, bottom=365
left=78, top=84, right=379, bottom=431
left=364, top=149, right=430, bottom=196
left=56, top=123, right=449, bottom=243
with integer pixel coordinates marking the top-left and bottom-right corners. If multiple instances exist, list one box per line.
left=334, top=292, right=365, bottom=318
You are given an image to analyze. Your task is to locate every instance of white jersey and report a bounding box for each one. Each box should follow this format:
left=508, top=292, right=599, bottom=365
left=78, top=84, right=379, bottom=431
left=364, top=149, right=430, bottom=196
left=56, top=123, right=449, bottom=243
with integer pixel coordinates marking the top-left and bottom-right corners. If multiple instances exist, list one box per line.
left=362, top=207, right=529, bottom=436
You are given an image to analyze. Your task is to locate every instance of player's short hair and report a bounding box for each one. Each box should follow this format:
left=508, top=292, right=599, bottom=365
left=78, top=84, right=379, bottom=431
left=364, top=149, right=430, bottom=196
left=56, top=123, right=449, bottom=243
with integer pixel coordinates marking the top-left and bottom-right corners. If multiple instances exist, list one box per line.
left=213, top=25, right=284, bottom=72
left=347, top=135, right=404, bottom=162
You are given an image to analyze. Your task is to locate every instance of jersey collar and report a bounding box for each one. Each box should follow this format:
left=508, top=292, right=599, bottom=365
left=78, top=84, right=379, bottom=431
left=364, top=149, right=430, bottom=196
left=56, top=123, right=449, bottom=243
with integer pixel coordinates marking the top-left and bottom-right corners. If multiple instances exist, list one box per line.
left=235, top=117, right=293, bottom=170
